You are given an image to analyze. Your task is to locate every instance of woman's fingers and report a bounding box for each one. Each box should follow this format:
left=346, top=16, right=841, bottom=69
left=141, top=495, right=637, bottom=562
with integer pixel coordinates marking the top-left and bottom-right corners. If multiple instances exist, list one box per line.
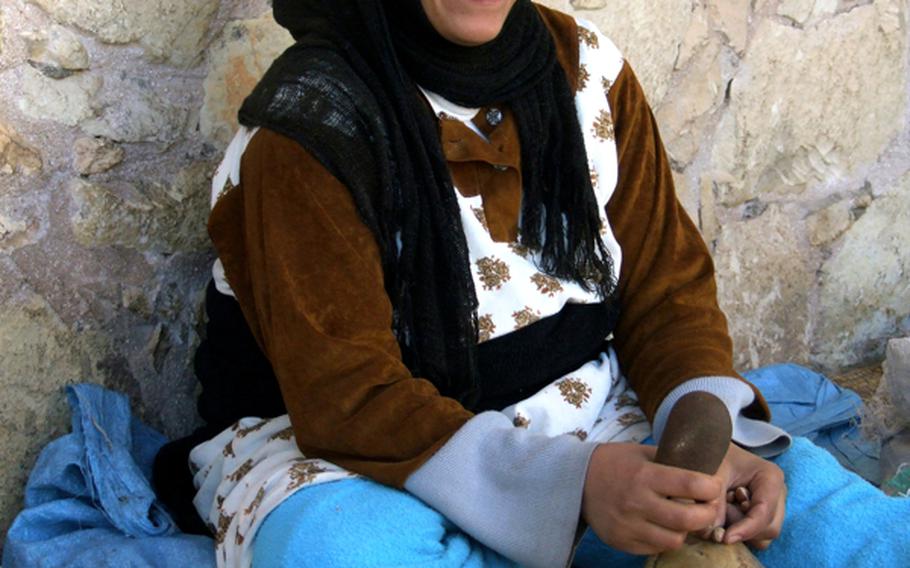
left=725, top=501, right=746, bottom=525
left=584, top=444, right=713, bottom=555
left=650, top=464, right=724, bottom=503
left=626, top=520, right=690, bottom=553
left=719, top=444, right=787, bottom=545
left=744, top=483, right=786, bottom=549
left=644, top=493, right=718, bottom=534
left=724, top=473, right=786, bottom=544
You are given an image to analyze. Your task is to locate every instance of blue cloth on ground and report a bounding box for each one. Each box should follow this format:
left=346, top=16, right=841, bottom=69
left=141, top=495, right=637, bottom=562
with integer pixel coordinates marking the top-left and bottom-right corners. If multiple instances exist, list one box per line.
left=756, top=437, right=910, bottom=567
left=2, top=384, right=215, bottom=568
left=252, top=477, right=518, bottom=568
left=746, top=364, right=880, bottom=482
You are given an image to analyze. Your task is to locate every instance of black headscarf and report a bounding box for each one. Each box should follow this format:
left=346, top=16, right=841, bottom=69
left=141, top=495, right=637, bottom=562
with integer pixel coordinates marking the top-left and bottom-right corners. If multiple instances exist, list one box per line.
left=239, top=0, right=616, bottom=405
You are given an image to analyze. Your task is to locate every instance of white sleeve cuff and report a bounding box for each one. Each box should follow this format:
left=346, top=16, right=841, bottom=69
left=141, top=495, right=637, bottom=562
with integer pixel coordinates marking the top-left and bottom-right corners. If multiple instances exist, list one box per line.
left=652, top=377, right=791, bottom=458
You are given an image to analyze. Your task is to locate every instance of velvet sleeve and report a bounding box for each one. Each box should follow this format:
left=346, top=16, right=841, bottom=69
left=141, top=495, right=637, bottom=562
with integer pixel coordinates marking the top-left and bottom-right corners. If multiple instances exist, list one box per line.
left=605, top=63, right=770, bottom=423
left=208, top=127, right=473, bottom=488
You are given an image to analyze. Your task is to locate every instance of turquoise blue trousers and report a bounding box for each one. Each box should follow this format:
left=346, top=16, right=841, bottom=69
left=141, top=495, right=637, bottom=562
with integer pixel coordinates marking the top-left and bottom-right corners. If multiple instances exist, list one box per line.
left=252, top=435, right=910, bottom=567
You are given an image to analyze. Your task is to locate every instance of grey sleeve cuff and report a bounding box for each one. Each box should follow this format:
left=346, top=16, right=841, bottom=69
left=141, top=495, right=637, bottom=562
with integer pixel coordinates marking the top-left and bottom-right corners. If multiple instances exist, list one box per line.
left=404, top=411, right=598, bottom=568
left=652, top=377, right=791, bottom=459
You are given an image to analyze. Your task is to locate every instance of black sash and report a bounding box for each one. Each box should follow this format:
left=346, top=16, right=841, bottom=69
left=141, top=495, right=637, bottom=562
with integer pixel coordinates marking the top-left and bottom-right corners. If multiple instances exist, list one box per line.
left=194, top=279, right=618, bottom=422
left=473, top=302, right=618, bottom=411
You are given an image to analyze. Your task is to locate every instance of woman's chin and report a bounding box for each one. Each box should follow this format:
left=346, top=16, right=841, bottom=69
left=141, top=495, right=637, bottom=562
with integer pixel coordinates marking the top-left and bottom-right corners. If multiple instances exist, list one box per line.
left=421, top=0, right=517, bottom=46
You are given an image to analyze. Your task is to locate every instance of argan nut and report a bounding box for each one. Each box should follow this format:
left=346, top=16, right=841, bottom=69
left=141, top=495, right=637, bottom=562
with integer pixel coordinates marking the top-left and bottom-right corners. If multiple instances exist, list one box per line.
left=735, top=486, right=751, bottom=502
left=712, top=526, right=726, bottom=543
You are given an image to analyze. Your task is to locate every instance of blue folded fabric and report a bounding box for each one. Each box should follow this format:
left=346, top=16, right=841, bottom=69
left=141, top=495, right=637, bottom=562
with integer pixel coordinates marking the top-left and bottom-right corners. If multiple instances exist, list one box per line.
left=3, top=384, right=215, bottom=568
left=755, top=437, right=910, bottom=567
left=744, top=364, right=880, bottom=482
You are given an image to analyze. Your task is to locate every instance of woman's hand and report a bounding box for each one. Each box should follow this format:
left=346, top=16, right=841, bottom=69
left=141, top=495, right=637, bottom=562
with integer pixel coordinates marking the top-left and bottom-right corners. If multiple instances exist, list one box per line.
left=581, top=443, right=724, bottom=555
left=714, top=443, right=787, bottom=549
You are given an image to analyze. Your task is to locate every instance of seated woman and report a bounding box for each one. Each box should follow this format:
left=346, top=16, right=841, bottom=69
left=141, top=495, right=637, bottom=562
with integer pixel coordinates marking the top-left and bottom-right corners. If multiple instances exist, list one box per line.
left=153, top=1, right=910, bottom=567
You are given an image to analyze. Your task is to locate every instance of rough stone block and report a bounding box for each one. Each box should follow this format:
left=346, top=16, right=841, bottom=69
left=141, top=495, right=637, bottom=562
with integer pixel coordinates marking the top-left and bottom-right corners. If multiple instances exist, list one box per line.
left=0, top=197, right=40, bottom=252
left=554, top=0, right=696, bottom=107
left=806, top=199, right=853, bottom=246
left=68, top=162, right=212, bottom=253
left=814, top=175, right=910, bottom=369
left=714, top=205, right=812, bottom=369
left=777, top=0, right=836, bottom=25
left=29, top=0, right=219, bottom=66
left=710, top=2, right=907, bottom=205
left=81, top=77, right=187, bottom=144
left=0, top=123, right=42, bottom=175
left=16, top=65, right=100, bottom=126
left=708, top=0, right=750, bottom=54
left=72, top=136, right=124, bottom=175
left=200, top=14, right=293, bottom=148
left=884, top=337, right=910, bottom=419
left=656, top=38, right=726, bottom=166
left=863, top=339, right=910, bottom=478
left=22, top=24, right=89, bottom=79
left=570, top=0, right=606, bottom=10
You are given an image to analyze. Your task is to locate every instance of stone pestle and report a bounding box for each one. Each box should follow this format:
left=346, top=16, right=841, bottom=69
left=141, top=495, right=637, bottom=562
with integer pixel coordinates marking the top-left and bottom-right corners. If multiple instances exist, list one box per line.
left=644, top=392, right=764, bottom=568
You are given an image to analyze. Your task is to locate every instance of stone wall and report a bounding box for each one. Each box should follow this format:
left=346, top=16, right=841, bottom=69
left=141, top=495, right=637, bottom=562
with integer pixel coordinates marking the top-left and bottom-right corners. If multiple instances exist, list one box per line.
left=0, top=0, right=907, bottom=547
